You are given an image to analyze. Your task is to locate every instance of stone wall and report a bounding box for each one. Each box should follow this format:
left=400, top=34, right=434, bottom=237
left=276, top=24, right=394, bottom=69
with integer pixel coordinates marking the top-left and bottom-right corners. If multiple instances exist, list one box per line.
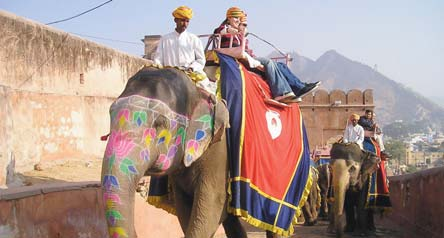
left=0, top=182, right=226, bottom=237
left=299, top=89, right=374, bottom=148
left=0, top=11, right=150, bottom=186
left=387, top=167, right=444, bottom=237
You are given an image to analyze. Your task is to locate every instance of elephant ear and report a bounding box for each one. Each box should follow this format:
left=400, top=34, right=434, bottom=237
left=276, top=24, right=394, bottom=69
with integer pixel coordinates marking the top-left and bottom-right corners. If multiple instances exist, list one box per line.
left=211, top=99, right=230, bottom=144
left=183, top=97, right=228, bottom=167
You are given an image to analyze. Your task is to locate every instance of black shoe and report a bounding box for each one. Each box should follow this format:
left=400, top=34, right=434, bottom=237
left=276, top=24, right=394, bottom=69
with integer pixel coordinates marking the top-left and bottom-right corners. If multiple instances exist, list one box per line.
left=295, top=83, right=319, bottom=98
left=309, top=81, right=321, bottom=87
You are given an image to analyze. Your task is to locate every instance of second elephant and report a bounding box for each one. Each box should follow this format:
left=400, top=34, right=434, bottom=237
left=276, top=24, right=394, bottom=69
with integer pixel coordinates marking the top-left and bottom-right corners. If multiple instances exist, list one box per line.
left=328, top=142, right=380, bottom=238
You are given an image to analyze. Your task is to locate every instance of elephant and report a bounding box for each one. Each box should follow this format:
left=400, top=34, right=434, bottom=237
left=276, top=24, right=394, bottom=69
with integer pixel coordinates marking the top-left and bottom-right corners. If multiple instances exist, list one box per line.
left=316, top=163, right=331, bottom=220
left=327, top=142, right=380, bottom=238
left=100, top=66, right=247, bottom=238
left=301, top=166, right=321, bottom=226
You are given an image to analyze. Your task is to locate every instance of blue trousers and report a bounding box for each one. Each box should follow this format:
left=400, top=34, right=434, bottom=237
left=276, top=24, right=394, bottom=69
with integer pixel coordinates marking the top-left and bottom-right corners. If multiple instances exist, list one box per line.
left=256, top=58, right=305, bottom=98
left=276, top=62, right=305, bottom=93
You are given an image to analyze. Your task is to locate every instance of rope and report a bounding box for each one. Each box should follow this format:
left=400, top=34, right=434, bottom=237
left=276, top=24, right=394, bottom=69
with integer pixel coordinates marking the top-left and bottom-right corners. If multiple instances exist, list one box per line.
left=247, top=32, right=289, bottom=58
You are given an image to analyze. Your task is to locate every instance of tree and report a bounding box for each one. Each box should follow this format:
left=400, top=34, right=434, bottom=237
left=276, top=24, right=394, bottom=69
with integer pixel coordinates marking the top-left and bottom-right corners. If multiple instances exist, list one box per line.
left=385, top=139, right=406, bottom=165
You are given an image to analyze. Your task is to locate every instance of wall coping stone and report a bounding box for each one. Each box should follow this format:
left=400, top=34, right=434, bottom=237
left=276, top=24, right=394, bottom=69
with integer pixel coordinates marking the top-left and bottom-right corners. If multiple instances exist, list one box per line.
left=0, top=181, right=100, bottom=200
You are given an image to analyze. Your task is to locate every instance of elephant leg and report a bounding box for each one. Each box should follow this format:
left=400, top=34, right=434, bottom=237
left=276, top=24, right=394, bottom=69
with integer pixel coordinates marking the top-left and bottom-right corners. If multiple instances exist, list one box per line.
left=265, top=230, right=286, bottom=238
left=184, top=140, right=229, bottom=238
left=173, top=184, right=193, bottom=232
left=311, top=186, right=319, bottom=224
left=222, top=214, right=247, bottom=238
left=356, top=181, right=375, bottom=235
left=184, top=182, right=226, bottom=237
left=344, top=189, right=357, bottom=232
left=302, top=200, right=315, bottom=226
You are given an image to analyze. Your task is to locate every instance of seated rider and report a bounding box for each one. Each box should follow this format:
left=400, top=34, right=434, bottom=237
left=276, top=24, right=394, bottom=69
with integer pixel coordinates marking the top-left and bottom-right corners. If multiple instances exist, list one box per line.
left=213, top=7, right=320, bottom=104
left=154, top=6, right=216, bottom=94
left=343, top=113, right=364, bottom=149
left=358, top=110, right=390, bottom=158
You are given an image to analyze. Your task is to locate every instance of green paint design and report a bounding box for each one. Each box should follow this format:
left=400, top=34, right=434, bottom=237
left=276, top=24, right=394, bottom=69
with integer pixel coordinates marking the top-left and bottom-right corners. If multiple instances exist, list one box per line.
left=133, top=111, right=147, bottom=126
left=108, top=154, right=116, bottom=169
left=106, top=209, right=123, bottom=221
left=176, top=127, right=186, bottom=145
left=119, top=158, right=137, bottom=176
left=196, top=114, right=214, bottom=129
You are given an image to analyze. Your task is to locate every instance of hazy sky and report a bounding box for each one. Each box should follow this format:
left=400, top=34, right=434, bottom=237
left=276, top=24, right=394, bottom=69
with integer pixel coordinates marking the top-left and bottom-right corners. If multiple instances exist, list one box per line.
left=1, top=0, right=443, bottom=99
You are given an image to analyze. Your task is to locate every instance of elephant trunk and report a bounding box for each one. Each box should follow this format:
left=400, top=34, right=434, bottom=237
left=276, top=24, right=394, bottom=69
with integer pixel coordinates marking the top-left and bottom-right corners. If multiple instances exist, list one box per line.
left=331, top=160, right=349, bottom=238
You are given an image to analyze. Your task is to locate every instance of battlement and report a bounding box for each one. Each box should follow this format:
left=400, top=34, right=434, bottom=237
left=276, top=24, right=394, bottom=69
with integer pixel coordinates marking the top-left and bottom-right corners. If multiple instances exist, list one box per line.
left=299, top=89, right=374, bottom=147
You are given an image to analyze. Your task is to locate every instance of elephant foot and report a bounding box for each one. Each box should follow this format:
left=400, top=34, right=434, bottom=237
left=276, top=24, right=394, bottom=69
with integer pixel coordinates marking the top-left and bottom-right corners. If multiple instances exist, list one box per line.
left=351, top=231, right=369, bottom=237
left=326, top=225, right=335, bottom=234
left=344, top=225, right=354, bottom=233
left=304, top=219, right=317, bottom=226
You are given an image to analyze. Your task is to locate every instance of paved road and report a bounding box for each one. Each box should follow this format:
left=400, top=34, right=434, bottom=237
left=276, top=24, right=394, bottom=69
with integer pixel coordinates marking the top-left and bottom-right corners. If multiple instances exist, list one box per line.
left=239, top=218, right=407, bottom=238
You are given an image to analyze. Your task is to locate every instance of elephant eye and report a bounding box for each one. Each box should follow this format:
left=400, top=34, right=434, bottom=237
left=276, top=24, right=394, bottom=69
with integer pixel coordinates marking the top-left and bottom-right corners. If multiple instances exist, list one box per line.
left=349, top=166, right=356, bottom=172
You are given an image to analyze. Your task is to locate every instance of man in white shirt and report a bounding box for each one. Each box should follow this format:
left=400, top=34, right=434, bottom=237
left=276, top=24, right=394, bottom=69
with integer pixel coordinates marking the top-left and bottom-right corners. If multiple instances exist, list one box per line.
left=343, top=113, right=365, bottom=149
left=154, top=6, right=216, bottom=94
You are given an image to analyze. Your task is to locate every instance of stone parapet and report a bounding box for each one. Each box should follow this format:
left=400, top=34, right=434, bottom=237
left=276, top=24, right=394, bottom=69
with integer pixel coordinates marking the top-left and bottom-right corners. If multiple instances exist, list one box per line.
left=0, top=181, right=224, bottom=237
left=387, top=167, right=444, bottom=237
left=299, top=89, right=374, bottom=147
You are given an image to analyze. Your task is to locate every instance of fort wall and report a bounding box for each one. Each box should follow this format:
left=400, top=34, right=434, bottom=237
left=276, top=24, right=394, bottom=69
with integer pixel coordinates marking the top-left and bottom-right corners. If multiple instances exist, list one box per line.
left=0, top=10, right=150, bottom=185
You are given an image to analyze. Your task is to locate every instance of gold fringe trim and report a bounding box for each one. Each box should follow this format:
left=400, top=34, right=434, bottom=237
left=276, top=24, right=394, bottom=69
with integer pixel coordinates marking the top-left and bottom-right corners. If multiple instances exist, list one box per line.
left=215, top=67, right=222, bottom=99
left=146, top=196, right=177, bottom=216
left=227, top=168, right=313, bottom=236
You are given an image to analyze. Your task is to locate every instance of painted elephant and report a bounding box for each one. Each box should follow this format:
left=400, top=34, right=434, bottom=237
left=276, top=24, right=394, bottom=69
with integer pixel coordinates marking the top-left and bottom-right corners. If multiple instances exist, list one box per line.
left=316, top=163, right=331, bottom=220
left=100, top=66, right=246, bottom=238
left=328, top=142, right=379, bottom=238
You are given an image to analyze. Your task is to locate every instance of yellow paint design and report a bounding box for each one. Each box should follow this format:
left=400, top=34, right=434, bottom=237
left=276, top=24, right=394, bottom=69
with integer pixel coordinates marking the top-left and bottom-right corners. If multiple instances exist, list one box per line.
left=158, top=129, right=171, bottom=145
left=109, top=227, right=128, bottom=237
left=145, top=135, right=152, bottom=147
left=118, top=116, right=126, bottom=128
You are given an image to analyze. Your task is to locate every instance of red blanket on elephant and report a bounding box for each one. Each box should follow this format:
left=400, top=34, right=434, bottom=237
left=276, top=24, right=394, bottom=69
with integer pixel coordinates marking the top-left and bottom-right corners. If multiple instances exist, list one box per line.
left=218, top=53, right=311, bottom=236
left=363, top=137, right=392, bottom=210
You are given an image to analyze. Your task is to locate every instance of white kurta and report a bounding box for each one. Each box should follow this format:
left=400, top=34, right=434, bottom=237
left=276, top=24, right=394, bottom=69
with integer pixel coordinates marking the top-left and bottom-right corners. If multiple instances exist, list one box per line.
left=343, top=124, right=365, bottom=149
left=154, top=30, right=206, bottom=73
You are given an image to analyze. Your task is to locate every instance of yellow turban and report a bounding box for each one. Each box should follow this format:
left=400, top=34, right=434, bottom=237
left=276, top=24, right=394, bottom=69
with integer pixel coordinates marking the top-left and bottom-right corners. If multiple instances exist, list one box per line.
left=240, top=14, right=248, bottom=25
left=172, top=6, right=193, bottom=20
left=350, top=113, right=360, bottom=120
left=226, top=7, right=244, bottom=18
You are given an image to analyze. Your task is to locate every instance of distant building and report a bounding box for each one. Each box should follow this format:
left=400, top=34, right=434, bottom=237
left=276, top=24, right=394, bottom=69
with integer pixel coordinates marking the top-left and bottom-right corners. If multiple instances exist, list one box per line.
left=406, top=150, right=444, bottom=168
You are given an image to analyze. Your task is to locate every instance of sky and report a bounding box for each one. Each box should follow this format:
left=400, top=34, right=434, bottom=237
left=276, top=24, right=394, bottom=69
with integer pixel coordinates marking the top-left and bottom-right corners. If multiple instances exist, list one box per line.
left=1, top=0, right=443, bottom=100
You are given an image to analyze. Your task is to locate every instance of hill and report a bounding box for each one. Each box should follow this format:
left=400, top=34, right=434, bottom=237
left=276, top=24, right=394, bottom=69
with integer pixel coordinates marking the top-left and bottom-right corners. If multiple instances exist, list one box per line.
left=278, top=50, right=444, bottom=130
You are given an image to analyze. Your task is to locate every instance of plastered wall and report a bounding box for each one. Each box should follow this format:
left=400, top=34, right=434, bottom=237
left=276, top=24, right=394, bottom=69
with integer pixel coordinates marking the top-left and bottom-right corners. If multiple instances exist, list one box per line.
left=0, top=10, right=150, bottom=185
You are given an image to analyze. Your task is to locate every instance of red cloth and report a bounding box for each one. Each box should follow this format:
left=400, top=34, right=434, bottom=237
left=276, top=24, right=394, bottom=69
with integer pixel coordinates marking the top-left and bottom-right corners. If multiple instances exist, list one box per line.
left=241, top=67, right=304, bottom=198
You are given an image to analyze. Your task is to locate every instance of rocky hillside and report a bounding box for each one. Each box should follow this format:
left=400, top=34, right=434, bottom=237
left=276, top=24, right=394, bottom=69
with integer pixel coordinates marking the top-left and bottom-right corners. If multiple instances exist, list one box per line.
left=278, top=50, right=444, bottom=129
